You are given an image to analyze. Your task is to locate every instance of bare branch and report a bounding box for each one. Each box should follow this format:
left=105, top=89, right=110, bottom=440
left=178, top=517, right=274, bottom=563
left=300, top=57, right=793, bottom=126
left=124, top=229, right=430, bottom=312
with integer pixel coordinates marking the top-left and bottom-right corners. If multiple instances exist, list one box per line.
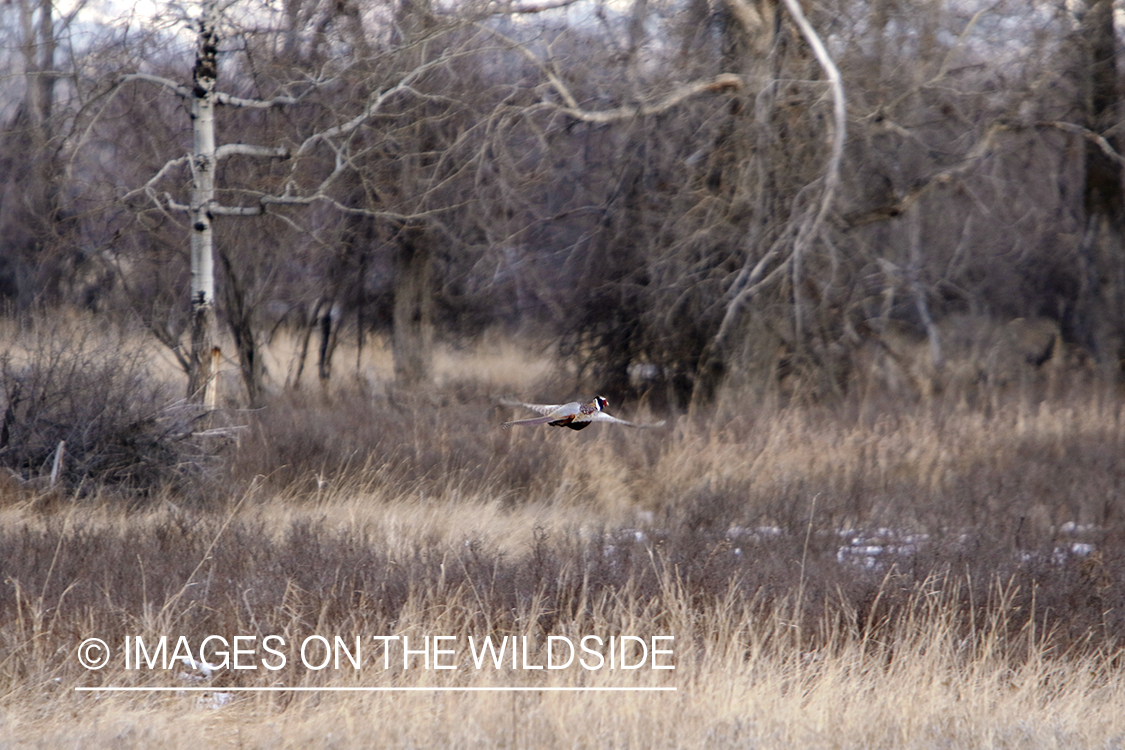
left=846, top=119, right=1125, bottom=229
left=722, top=0, right=766, bottom=37
left=258, top=192, right=463, bottom=222
left=479, top=23, right=741, bottom=119
left=843, top=122, right=1007, bottom=228
left=210, top=205, right=266, bottom=216
left=1036, top=120, right=1125, bottom=167
left=215, top=143, right=290, bottom=160
left=876, top=4, right=994, bottom=117
left=779, top=0, right=847, bottom=340
left=781, top=0, right=846, bottom=239
left=555, top=74, right=743, bottom=123
left=121, top=70, right=311, bottom=111
left=214, top=91, right=304, bottom=109
left=293, top=59, right=447, bottom=158
left=493, top=30, right=580, bottom=109
left=488, top=0, right=584, bottom=13
left=119, top=72, right=192, bottom=99
left=931, top=5, right=989, bottom=83
left=149, top=323, right=191, bottom=373
left=120, top=156, right=191, bottom=202
left=159, top=193, right=188, bottom=212
left=711, top=250, right=792, bottom=350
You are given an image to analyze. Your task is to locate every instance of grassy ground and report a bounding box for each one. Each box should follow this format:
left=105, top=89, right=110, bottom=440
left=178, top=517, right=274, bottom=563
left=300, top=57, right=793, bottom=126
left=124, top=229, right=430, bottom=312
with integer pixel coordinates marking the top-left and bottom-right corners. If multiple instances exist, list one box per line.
left=1, top=321, right=1123, bottom=748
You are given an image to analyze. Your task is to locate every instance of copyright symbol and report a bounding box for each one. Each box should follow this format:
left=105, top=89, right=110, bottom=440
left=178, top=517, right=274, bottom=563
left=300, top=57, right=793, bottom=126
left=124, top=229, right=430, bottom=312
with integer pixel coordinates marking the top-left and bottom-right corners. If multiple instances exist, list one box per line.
left=77, top=638, right=111, bottom=670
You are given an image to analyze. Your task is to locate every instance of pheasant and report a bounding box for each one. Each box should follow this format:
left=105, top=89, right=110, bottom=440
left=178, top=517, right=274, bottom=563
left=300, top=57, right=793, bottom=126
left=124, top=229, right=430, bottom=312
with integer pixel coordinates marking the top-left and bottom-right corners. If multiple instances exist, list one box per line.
left=500, top=396, right=664, bottom=431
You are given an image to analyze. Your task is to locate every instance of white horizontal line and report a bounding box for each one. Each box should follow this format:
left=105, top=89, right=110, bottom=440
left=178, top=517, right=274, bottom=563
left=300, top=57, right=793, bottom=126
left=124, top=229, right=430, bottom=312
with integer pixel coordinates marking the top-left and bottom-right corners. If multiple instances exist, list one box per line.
left=76, top=686, right=676, bottom=693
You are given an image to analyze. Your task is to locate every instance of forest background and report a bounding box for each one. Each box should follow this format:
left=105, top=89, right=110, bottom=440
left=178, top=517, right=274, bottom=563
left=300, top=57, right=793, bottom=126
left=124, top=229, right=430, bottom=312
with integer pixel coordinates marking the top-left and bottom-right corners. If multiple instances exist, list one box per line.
left=2, top=0, right=1125, bottom=747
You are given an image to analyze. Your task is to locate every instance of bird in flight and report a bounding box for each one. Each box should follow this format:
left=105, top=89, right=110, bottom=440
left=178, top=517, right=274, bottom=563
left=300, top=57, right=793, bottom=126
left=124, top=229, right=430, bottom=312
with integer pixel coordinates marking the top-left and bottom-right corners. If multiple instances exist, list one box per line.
left=500, top=396, right=664, bottom=431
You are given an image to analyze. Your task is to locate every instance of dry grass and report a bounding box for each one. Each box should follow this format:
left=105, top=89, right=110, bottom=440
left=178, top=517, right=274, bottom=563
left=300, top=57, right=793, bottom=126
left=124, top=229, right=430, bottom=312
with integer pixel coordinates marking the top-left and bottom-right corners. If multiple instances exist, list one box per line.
left=263, top=328, right=560, bottom=394
left=1, top=320, right=1124, bottom=748
left=2, top=525, right=1123, bottom=749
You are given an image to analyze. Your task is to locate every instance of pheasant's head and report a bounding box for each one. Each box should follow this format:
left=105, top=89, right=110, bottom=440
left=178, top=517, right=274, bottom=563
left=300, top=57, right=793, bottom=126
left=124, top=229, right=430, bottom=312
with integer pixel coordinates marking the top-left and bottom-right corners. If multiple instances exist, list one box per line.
left=594, top=396, right=609, bottom=411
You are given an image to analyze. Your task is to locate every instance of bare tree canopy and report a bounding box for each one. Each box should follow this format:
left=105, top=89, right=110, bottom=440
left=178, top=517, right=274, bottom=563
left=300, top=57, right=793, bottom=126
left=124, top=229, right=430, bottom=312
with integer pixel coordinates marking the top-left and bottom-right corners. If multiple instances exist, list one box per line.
left=1, top=0, right=1122, bottom=403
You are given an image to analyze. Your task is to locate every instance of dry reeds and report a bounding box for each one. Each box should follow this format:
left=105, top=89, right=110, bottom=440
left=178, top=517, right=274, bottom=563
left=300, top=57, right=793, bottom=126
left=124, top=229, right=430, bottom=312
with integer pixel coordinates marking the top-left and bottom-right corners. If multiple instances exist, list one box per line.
left=1, top=324, right=1123, bottom=747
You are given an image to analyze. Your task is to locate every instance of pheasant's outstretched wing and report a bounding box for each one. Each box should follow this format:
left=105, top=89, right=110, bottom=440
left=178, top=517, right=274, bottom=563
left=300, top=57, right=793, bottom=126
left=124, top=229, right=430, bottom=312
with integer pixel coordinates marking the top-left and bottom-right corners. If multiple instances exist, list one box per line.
left=499, top=397, right=567, bottom=416
left=502, top=415, right=562, bottom=429
left=588, top=412, right=666, bottom=429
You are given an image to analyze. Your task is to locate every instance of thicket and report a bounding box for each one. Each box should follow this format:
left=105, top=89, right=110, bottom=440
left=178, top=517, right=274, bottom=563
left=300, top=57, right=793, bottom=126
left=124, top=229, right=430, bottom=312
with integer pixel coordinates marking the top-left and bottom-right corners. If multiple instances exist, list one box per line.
left=0, top=324, right=203, bottom=495
left=3, top=1, right=1124, bottom=406
left=0, top=322, right=1120, bottom=654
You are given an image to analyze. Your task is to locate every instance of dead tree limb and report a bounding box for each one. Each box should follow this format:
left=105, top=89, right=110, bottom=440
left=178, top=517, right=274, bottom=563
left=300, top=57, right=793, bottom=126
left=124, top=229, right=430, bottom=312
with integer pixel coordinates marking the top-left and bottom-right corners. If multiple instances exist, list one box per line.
left=779, top=0, right=846, bottom=342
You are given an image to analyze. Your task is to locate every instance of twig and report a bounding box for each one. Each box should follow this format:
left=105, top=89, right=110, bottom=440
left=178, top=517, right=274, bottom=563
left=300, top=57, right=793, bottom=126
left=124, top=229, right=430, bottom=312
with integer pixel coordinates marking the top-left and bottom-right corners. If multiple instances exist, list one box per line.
left=49, top=441, right=65, bottom=487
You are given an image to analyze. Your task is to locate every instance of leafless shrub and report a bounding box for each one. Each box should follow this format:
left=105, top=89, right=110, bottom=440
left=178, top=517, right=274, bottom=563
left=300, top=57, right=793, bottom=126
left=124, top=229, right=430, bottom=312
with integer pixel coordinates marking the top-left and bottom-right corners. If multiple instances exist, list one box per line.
left=0, top=323, right=208, bottom=496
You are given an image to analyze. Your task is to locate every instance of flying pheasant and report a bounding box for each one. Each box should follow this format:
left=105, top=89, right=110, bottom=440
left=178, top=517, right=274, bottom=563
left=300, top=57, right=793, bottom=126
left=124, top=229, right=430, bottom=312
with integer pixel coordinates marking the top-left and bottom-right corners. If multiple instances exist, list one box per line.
left=500, top=396, right=664, bottom=431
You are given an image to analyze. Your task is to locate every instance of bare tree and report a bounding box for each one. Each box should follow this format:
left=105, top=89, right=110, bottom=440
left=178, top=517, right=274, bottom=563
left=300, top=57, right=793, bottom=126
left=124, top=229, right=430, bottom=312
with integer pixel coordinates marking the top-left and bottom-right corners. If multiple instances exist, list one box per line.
left=10, top=0, right=1122, bottom=407
left=114, top=0, right=557, bottom=396
left=1073, top=0, right=1125, bottom=380
left=0, top=0, right=91, bottom=309
left=186, top=0, right=221, bottom=403
left=494, top=0, right=1098, bottom=404
left=115, top=0, right=483, bottom=399
left=116, top=1, right=304, bottom=404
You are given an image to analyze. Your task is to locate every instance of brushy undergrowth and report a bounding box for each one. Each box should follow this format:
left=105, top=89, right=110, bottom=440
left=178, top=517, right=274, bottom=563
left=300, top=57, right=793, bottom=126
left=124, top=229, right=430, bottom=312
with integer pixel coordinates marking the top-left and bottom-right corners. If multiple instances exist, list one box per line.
left=1, top=320, right=1123, bottom=747
left=0, top=320, right=213, bottom=497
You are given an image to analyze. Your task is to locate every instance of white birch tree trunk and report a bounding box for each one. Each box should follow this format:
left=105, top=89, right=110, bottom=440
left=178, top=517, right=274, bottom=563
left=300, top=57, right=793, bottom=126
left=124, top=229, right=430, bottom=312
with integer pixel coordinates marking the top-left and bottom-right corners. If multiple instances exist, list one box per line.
left=187, top=0, right=220, bottom=403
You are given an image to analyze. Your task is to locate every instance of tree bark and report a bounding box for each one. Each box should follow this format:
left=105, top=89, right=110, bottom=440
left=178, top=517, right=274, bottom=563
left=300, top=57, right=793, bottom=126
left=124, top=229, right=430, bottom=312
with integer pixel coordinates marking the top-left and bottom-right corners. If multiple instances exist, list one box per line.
left=692, top=0, right=847, bottom=406
left=218, top=249, right=265, bottom=406
left=1076, top=0, right=1125, bottom=380
left=317, top=302, right=339, bottom=382
left=186, top=0, right=221, bottom=403
left=392, top=222, right=433, bottom=388
left=2, top=0, right=61, bottom=309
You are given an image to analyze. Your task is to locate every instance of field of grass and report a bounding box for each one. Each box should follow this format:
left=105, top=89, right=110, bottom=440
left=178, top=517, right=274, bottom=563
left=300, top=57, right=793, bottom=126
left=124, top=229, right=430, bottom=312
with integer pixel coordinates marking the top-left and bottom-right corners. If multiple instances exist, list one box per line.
left=1, top=320, right=1124, bottom=748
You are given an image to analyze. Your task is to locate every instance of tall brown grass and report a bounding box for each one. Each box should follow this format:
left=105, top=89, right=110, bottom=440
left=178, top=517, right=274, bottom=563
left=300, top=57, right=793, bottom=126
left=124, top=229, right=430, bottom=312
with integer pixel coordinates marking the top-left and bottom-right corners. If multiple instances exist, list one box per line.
left=0, top=320, right=1123, bottom=747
